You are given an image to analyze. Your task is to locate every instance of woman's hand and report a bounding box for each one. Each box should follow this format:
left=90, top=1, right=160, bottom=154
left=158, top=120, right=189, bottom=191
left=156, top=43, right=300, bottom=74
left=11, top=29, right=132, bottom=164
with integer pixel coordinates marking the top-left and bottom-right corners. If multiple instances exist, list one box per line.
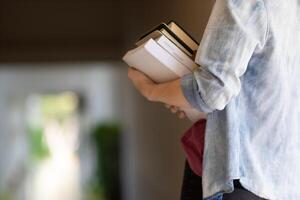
left=127, top=67, right=158, bottom=101
left=128, top=67, right=192, bottom=109
left=127, top=67, right=187, bottom=119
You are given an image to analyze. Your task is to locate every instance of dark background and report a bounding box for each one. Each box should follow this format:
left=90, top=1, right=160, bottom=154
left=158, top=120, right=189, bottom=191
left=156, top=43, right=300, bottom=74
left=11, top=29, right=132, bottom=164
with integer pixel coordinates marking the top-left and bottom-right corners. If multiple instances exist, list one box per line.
left=0, top=0, right=213, bottom=62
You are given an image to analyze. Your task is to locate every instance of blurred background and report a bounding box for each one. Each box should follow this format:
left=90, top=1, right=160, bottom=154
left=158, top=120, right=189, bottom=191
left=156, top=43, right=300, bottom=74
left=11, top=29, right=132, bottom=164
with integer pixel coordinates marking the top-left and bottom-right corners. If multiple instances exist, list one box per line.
left=0, top=0, right=213, bottom=200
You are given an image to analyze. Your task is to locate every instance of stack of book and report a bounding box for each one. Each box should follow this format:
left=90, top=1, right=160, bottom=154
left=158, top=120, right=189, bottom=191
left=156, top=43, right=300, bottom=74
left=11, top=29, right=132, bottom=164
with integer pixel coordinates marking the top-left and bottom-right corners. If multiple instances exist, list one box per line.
left=123, top=21, right=206, bottom=122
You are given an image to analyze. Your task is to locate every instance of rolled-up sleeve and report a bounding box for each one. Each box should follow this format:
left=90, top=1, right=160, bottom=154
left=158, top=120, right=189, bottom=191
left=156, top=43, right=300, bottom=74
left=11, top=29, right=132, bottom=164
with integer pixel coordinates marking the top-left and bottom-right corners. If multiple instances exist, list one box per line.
left=181, top=0, right=268, bottom=113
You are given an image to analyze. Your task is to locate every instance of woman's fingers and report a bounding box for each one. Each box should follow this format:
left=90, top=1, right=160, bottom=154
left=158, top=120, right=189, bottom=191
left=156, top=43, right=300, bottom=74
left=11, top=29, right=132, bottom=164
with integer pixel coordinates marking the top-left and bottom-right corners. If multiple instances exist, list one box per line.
left=164, top=104, right=171, bottom=109
left=170, top=106, right=179, bottom=113
left=164, top=104, right=186, bottom=119
left=177, top=111, right=186, bottom=119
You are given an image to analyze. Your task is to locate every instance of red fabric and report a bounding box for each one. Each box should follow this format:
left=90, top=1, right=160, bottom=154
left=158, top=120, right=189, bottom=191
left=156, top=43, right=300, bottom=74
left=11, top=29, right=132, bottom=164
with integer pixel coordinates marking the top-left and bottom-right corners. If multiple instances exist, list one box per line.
left=181, top=119, right=206, bottom=177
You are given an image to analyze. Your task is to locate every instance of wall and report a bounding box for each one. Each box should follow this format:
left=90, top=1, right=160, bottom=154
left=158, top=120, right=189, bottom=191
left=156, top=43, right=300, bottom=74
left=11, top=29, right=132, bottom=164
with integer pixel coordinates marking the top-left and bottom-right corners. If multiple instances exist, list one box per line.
left=0, top=0, right=214, bottom=62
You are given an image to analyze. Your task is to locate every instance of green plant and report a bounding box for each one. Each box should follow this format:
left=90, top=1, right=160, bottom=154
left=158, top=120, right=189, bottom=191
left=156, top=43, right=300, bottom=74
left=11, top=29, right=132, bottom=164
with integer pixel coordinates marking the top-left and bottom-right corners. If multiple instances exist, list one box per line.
left=0, top=190, right=12, bottom=200
left=27, top=126, right=50, bottom=161
left=90, top=122, right=121, bottom=200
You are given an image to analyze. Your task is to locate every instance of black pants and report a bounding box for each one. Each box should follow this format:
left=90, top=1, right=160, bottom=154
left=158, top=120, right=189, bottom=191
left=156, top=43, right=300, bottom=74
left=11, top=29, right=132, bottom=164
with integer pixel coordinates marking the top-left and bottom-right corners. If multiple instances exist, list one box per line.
left=180, top=161, right=267, bottom=200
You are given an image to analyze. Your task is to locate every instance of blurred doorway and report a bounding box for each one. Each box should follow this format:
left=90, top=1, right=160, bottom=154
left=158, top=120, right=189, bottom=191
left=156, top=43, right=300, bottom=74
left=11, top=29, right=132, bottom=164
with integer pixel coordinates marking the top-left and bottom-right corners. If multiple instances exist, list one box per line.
left=0, top=63, right=124, bottom=200
left=25, top=92, right=81, bottom=200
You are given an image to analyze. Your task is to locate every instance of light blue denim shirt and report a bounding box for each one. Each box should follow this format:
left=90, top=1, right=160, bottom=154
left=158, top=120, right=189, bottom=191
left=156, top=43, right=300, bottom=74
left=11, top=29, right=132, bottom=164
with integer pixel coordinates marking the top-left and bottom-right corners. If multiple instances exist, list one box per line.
left=181, top=0, right=300, bottom=199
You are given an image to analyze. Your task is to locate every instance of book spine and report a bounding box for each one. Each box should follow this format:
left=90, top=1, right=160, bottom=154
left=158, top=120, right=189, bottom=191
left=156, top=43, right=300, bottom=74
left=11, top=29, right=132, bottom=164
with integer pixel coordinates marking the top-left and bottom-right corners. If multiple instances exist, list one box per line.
left=156, top=36, right=198, bottom=71
left=168, top=21, right=199, bottom=51
left=160, top=30, right=193, bottom=57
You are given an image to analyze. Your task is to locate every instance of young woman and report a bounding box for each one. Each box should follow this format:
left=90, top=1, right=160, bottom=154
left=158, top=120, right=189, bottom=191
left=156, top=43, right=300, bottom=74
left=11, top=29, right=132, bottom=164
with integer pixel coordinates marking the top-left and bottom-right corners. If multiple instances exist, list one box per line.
left=128, top=0, right=300, bottom=199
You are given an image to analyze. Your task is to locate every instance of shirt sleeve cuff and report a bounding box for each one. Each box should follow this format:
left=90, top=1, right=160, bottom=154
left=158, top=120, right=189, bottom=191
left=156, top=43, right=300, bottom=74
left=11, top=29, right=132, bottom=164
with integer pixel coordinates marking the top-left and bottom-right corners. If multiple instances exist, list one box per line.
left=180, top=73, right=214, bottom=113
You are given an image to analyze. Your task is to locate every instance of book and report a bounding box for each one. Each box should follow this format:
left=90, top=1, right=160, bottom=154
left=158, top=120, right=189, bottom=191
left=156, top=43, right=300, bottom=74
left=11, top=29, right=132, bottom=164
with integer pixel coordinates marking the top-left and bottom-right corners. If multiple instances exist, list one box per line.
left=136, top=23, right=193, bottom=57
left=123, top=38, right=191, bottom=83
left=154, top=34, right=198, bottom=71
left=168, top=21, right=199, bottom=52
left=123, top=21, right=207, bottom=122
